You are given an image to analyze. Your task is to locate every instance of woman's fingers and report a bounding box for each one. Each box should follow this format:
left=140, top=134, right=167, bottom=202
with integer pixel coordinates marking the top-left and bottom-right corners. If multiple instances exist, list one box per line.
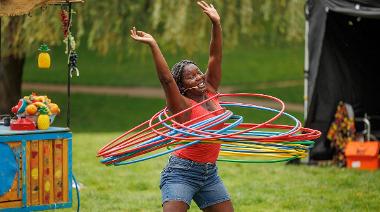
left=136, top=31, right=145, bottom=37
left=130, top=28, right=154, bottom=44
left=130, top=29, right=137, bottom=40
left=199, top=1, right=209, bottom=8
left=133, top=26, right=137, bottom=34
left=130, top=27, right=146, bottom=38
left=131, top=27, right=137, bottom=36
left=130, top=27, right=141, bottom=41
left=197, top=1, right=218, bottom=18
left=197, top=1, right=208, bottom=10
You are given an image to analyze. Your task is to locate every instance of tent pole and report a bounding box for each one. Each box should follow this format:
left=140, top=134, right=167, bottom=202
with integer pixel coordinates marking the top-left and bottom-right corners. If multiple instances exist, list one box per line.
left=304, top=8, right=310, bottom=121
left=304, top=2, right=311, bottom=165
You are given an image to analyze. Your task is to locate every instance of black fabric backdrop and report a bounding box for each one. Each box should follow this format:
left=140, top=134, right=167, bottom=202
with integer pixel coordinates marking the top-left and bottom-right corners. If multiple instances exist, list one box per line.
left=305, top=0, right=380, bottom=160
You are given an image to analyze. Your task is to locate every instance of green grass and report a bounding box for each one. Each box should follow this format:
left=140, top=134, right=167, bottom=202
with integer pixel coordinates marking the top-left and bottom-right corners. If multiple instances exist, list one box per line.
left=16, top=91, right=378, bottom=211
left=221, top=46, right=303, bottom=87
left=21, top=91, right=165, bottom=132
left=23, top=45, right=304, bottom=87
left=19, top=88, right=379, bottom=211
left=54, top=132, right=380, bottom=211
left=23, top=44, right=304, bottom=104
left=21, top=44, right=378, bottom=211
left=21, top=91, right=304, bottom=133
left=238, top=85, right=304, bottom=104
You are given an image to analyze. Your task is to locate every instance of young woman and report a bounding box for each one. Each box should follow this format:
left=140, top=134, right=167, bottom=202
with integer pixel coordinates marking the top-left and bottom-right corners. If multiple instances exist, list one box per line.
left=130, top=1, right=233, bottom=211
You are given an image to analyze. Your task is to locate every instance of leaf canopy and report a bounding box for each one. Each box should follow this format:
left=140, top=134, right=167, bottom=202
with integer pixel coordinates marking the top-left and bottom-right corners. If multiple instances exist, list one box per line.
left=1, top=0, right=304, bottom=58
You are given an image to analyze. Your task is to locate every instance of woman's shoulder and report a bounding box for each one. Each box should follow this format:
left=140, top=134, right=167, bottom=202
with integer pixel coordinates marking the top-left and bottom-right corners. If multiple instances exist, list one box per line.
left=206, top=82, right=218, bottom=95
left=206, top=90, right=219, bottom=100
left=183, top=96, right=196, bottom=106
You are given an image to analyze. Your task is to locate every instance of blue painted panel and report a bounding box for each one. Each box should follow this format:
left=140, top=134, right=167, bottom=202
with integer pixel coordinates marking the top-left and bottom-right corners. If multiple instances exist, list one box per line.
left=0, top=202, right=72, bottom=211
left=68, top=137, right=73, bottom=203
left=0, top=126, right=70, bottom=136
left=21, top=140, right=26, bottom=207
left=0, top=143, right=18, bottom=196
left=0, top=132, right=72, bottom=143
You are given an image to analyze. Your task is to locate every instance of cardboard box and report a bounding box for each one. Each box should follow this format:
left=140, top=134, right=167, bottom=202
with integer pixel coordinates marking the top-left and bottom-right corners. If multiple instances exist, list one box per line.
left=345, top=141, right=379, bottom=171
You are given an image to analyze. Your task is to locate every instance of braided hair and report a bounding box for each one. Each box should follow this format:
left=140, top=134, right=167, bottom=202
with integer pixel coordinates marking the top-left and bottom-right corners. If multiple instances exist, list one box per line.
left=171, top=59, right=199, bottom=95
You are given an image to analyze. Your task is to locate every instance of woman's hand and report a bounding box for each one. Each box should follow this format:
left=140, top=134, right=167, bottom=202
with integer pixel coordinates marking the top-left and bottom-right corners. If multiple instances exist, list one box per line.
left=130, top=27, right=156, bottom=45
left=197, top=1, right=220, bottom=24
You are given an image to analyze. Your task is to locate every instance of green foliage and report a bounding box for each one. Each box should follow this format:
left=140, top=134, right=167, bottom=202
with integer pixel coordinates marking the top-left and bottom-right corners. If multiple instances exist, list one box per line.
left=1, top=6, right=84, bottom=58
left=1, top=0, right=305, bottom=58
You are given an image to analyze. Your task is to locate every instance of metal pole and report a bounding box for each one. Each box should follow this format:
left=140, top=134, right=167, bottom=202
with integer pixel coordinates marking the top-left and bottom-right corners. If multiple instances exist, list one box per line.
left=66, top=2, right=72, bottom=128
left=304, top=4, right=310, bottom=121
left=304, top=1, right=311, bottom=164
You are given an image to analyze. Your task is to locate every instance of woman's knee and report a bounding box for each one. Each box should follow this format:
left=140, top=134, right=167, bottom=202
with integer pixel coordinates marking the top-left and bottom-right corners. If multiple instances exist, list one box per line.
left=163, top=200, right=189, bottom=212
left=203, top=200, right=234, bottom=212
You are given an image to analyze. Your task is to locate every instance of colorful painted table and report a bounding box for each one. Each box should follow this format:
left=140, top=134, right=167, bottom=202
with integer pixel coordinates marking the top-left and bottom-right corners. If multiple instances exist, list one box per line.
left=0, top=126, right=72, bottom=211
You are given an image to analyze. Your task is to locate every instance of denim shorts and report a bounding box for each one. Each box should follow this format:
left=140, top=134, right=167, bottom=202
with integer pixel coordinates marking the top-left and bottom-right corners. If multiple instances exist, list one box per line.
left=159, top=155, right=230, bottom=209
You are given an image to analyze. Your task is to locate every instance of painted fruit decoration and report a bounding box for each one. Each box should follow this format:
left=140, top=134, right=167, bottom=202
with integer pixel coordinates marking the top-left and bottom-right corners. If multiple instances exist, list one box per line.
left=11, top=92, right=60, bottom=130
left=38, top=44, right=51, bottom=69
left=26, top=104, right=38, bottom=115
left=37, top=107, right=50, bottom=130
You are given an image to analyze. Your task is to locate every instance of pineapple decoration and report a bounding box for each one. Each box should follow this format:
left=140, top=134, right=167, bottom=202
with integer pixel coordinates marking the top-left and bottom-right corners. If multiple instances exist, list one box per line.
left=38, top=44, right=51, bottom=69
left=37, top=106, right=50, bottom=130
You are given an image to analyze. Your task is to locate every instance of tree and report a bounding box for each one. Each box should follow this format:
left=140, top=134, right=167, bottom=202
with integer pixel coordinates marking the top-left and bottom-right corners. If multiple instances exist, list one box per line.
left=0, top=0, right=304, bottom=114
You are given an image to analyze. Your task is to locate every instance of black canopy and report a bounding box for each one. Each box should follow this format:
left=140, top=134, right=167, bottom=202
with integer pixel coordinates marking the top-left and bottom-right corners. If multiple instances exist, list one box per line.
left=305, top=0, right=380, bottom=160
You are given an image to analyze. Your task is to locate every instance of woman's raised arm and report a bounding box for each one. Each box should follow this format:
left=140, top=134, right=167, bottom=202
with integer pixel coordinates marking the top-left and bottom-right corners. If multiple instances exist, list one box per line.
left=197, top=1, right=222, bottom=93
left=130, top=27, right=189, bottom=120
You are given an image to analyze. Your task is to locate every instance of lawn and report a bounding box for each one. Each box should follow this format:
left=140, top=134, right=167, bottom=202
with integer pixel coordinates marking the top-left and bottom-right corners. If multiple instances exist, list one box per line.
left=17, top=91, right=378, bottom=211
left=21, top=44, right=380, bottom=211
left=23, top=45, right=304, bottom=88
left=21, top=91, right=304, bottom=133
left=238, top=85, right=304, bottom=104
left=23, top=44, right=305, bottom=106
left=56, top=132, right=380, bottom=211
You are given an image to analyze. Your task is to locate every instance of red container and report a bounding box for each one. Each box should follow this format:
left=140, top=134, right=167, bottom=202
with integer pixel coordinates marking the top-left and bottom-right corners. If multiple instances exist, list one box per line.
left=345, top=141, right=380, bottom=171
left=10, top=118, right=36, bottom=131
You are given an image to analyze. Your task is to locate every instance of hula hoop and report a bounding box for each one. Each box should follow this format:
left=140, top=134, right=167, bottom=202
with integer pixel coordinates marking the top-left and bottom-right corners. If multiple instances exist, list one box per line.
left=97, top=93, right=321, bottom=165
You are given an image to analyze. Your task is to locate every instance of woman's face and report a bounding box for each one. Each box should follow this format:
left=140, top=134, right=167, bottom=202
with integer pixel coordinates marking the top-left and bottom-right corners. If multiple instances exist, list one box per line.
left=182, top=64, right=206, bottom=95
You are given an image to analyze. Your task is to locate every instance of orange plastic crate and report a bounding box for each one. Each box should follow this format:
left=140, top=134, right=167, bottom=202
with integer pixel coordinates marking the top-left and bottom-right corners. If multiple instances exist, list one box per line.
left=345, top=141, right=380, bottom=171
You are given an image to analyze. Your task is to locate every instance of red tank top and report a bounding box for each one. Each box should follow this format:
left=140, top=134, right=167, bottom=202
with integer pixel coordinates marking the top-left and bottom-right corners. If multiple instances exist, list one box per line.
left=173, top=93, right=224, bottom=163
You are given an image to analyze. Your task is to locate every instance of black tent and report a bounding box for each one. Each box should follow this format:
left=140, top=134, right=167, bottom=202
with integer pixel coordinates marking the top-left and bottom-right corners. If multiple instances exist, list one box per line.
left=304, top=0, right=380, bottom=160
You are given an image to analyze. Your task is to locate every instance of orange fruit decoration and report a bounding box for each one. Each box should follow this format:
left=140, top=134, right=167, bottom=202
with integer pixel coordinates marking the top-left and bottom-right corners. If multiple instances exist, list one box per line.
left=26, top=104, right=38, bottom=115
left=48, top=103, right=60, bottom=115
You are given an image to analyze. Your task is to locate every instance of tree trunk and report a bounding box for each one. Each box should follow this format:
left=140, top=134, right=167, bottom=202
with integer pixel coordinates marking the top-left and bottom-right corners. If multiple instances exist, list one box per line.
left=0, top=16, right=26, bottom=114
left=0, top=55, right=25, bottom=114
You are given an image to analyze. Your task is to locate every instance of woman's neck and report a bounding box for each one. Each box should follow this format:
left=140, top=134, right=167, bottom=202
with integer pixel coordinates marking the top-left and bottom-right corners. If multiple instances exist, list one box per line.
left=186, top=92, right=207, bottom=103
